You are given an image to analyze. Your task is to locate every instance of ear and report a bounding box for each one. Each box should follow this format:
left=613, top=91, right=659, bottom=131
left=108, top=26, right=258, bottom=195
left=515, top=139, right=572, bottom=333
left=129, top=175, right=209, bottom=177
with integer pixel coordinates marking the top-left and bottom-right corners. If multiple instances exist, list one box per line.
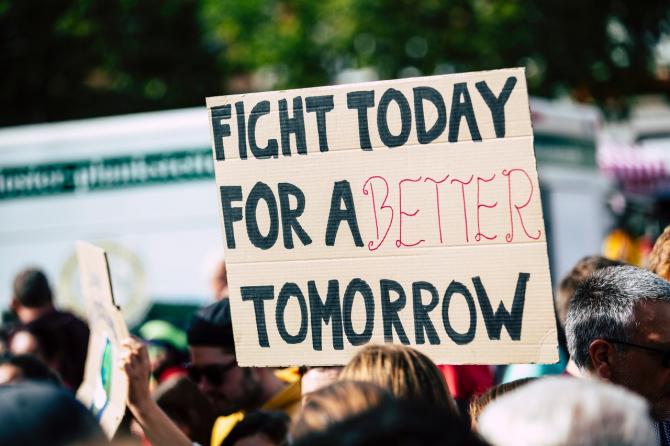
left=588, top=339, right=617, bottom=380
left=9, top=298, right=19, bottom=312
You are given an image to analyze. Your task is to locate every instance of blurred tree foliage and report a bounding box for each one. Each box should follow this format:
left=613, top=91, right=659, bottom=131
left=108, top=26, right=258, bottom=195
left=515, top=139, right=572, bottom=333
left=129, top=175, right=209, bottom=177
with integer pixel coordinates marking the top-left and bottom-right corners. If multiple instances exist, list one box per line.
left=1, top=0, right=669, bottom=127
left=0, top=0, right=222, bottom=126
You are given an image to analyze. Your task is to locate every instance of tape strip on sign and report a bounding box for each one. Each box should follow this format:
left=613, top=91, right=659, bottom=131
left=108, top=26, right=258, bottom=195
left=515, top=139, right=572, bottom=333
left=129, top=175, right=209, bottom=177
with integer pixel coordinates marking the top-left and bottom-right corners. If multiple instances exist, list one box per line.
left=206, top=67, right=558, bottom=366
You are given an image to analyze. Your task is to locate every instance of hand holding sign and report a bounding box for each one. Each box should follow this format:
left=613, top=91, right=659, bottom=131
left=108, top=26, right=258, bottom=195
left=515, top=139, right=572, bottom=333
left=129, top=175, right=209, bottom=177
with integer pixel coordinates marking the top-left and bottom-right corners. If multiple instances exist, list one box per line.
left=119, top=337, right=193, bottom=446
left=119, top=338, right=152, bottom=409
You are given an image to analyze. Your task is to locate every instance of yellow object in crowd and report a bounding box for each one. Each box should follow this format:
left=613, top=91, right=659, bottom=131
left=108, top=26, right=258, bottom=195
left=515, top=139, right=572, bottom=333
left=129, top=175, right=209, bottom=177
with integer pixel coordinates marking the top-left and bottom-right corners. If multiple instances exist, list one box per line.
left=210, top=368, right=301, bottom=446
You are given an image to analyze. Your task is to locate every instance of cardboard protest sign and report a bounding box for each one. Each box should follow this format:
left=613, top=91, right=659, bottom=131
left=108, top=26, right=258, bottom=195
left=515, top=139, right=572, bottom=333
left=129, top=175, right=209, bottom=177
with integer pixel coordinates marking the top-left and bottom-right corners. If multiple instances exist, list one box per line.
left=207, top=68, right=558, bottom=366
left=75, top=241, right=129, bottom=439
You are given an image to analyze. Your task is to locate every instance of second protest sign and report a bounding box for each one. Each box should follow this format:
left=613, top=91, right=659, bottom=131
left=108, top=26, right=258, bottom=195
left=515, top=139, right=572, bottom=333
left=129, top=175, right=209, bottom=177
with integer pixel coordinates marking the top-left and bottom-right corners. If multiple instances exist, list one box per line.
left=207, top=67, right=557, bottom=366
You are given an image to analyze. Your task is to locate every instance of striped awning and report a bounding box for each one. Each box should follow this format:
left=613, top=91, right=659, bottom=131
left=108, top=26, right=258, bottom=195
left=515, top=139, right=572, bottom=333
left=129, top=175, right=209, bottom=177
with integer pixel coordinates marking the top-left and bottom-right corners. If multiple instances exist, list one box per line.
left=598, top=141, right=670, bottom=195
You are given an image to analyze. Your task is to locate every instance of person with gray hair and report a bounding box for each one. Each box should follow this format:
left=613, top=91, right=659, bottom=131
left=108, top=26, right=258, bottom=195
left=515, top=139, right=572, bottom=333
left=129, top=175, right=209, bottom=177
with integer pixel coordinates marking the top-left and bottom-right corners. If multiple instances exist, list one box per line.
left=565, top=265, right=670, bottom=445
left=477, top=376, right=656, bottom=446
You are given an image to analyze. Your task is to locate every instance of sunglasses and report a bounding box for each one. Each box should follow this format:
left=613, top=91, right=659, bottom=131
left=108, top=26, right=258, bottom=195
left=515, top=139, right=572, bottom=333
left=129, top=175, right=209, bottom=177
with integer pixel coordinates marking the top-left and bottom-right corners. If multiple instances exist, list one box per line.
left=604, top=339, right=670, bottom=368
left=186, top=361, right=237, bottom=386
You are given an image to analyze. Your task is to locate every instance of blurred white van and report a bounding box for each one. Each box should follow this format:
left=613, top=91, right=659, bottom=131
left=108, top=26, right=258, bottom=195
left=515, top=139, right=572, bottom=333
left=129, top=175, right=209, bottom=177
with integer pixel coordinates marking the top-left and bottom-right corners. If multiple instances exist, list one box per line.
left=0, top=108, right=222, bottom=325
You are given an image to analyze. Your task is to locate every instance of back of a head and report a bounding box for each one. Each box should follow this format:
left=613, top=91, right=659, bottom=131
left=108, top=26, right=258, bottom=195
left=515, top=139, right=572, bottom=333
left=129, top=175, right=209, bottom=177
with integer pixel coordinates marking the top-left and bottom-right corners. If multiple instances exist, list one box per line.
left=220, top=410, right=289, bottom=446
left=555, top=255, right=623, bottom=325
left=469, top=378, right=535, bottom=429
left=649, top=225, right=670, bottom=281
left=565, top=265, right=670, bottom=369
left=187, top=298, right=235, bottom=351
left=477, top=376, right=655, bottom=446
left=292, top=399, right=488, bottom=446
left=12, top=268, right=52, bottom=308
left=340, top=344, right=457, bottom=414
left=292, top=380, right=391, bottom=440
left=0, top=382, right=106, bottom=446
left=0, top=353, right=62, bottom=385
left=154, top=376, right=216, bottom=446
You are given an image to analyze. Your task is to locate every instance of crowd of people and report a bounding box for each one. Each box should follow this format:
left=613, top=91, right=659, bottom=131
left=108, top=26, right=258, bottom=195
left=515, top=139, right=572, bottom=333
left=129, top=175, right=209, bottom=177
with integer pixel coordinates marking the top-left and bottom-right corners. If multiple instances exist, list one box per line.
left=2, top=225, right=670, bottom=445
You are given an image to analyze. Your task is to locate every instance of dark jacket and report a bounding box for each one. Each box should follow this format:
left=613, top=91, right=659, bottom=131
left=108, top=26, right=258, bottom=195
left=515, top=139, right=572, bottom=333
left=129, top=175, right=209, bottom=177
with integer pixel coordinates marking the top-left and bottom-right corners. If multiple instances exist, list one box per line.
left=17, top=310, right=89, bottom=390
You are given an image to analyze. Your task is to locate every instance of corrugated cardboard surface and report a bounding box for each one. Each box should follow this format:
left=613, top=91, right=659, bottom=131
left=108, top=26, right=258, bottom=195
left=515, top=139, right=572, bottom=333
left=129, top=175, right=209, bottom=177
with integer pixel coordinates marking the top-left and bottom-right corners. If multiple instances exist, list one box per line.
left=207, top=68, right=558, bottom=366
left=75, top=241, right=129, bottom=439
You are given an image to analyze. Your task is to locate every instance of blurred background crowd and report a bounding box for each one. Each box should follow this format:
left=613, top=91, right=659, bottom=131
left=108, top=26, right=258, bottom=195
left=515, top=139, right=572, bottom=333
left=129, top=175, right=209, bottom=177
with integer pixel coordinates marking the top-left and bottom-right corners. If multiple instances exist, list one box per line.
left=2, top=249, right=670, bottom=446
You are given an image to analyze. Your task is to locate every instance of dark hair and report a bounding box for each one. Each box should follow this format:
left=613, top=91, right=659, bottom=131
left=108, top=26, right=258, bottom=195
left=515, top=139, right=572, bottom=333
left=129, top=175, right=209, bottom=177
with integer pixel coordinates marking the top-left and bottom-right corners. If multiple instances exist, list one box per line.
left=220, top=411, right=290, bottom=446
left=154, top=376, right=217, bottom=446
left=0, top=382, right=106, bottom=446
left=0, top=326, right=10, bottom=354
left=9, top=311, right=89, bottom=390
left=12, top=268, right=53, bottom=308
left=0, top=353, right=61, bottom=385
left=555, top=255, right=623, bottom=325
left=292, top=399, right=489, bottom=446
left=566, top=265, right=670, bottom=368
left=187, top=299, right=235, bottom=351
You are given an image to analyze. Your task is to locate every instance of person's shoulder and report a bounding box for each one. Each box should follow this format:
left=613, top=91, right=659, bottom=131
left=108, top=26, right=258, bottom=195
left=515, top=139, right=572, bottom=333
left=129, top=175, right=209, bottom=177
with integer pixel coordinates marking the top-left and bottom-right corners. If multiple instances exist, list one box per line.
left=263, top=378, right=301, bottom=417
left=59, top=311, right=90, bottom=337
left=211, top=412, right=245, bottom=446
left=30, top=310, right=89, bottom=333
left=55, top=309, right=87, bottom=325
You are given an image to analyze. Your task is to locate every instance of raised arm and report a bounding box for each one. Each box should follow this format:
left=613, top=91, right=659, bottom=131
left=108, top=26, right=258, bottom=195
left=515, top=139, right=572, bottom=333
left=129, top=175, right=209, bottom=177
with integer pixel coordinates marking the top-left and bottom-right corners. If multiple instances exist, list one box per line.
left=120, top=338, right=195, bottom=446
